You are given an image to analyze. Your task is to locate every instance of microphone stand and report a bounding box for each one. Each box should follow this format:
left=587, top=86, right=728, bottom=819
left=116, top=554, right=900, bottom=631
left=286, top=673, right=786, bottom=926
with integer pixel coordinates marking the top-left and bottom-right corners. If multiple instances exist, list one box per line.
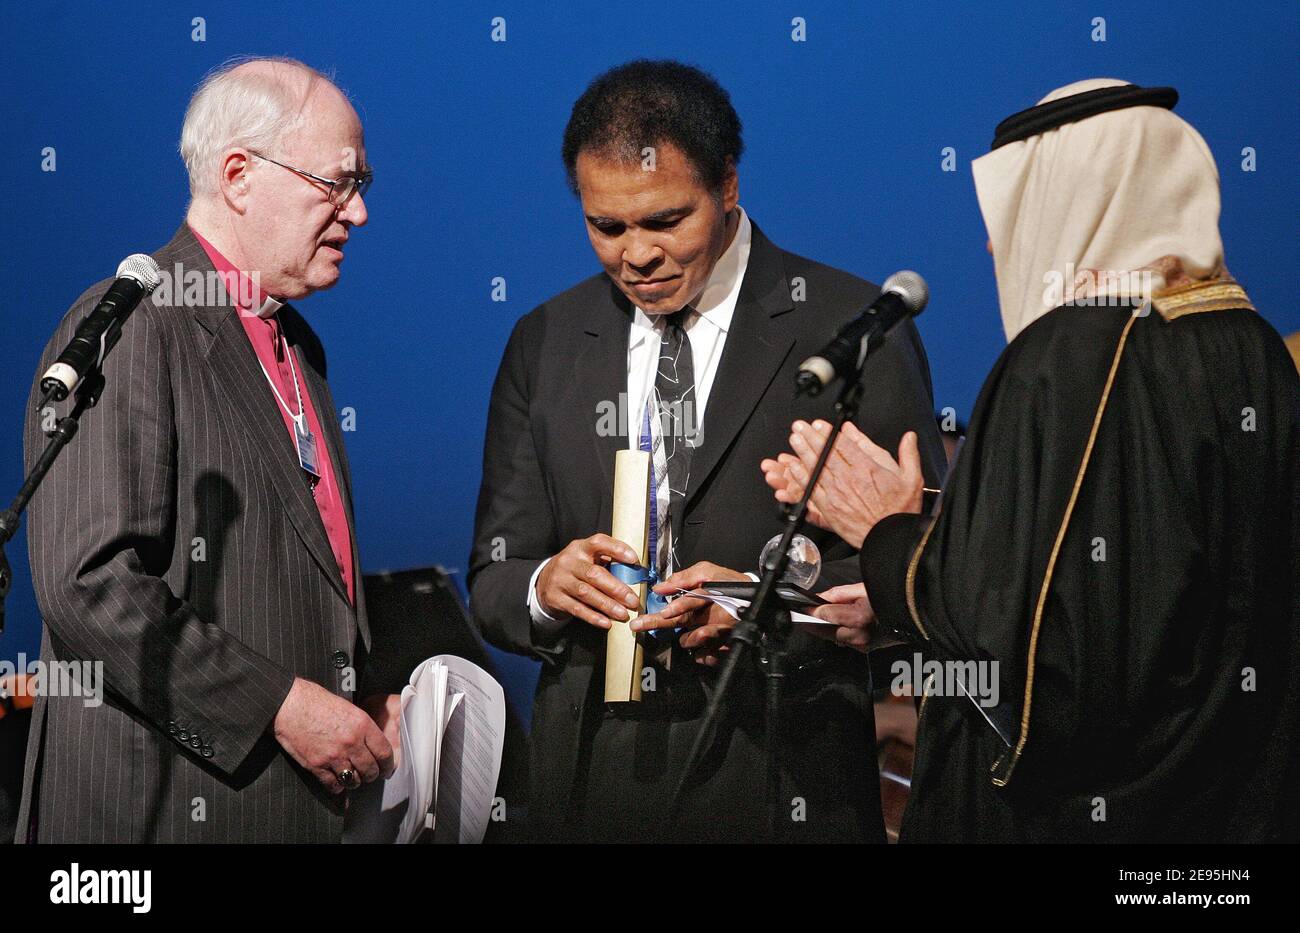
left=669, top=326, right=881, bottom=841
left=0, top=370, right=107, bottom=637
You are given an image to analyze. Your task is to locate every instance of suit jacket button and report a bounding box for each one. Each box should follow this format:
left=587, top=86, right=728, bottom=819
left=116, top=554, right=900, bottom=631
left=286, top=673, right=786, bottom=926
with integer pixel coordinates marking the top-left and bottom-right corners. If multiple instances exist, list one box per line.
left=167, top=722, right=179, bottom=735
left=189, top=735, right=202, bottom=749
left=571, top=703, right=581, bottom=722
left=178, top=730, right=189, bottom=741
left=331, top=651, right=349, bottom=669
left=201, top=746, right=214, bottom=759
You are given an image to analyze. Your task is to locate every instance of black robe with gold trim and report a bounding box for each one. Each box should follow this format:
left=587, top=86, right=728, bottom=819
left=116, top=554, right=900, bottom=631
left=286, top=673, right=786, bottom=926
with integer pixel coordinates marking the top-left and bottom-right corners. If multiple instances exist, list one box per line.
left=862, top=293, right=1300, bottom=842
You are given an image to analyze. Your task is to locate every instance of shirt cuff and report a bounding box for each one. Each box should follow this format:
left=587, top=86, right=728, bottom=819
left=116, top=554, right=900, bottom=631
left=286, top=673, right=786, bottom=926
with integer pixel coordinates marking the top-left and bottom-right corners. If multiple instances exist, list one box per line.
left=527, top=557, right=570, bottom=634
left=745, top=571, right=760, bottom=582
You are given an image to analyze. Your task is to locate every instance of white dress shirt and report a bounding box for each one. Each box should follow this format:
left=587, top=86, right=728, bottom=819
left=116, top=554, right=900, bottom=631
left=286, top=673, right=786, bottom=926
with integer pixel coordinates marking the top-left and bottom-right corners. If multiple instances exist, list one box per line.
left=528, top=207, right=754, bottom=631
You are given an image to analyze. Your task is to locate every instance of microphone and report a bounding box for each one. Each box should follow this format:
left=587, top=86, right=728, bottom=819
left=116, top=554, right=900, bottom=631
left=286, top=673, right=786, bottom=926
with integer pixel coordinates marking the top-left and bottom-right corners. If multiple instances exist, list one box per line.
left=796, top=271, right=929, bottom=396
left=39, top=254, right=163, bottom=405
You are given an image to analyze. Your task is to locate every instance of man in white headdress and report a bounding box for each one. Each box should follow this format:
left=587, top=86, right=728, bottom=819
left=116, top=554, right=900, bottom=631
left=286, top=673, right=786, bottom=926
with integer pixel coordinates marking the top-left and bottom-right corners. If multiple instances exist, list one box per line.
left=761, top=79, right=1300, bottom=842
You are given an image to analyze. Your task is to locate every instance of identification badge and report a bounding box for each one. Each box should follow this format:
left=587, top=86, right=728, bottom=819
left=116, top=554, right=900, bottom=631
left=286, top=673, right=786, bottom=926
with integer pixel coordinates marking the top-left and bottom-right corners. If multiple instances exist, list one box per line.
left=295, top=418, right=321, bottom=478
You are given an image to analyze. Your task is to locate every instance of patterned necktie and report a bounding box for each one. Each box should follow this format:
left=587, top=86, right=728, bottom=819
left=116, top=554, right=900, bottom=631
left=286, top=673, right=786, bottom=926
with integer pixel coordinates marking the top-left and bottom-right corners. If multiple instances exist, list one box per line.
left=653, top=307, right=697, bottom=575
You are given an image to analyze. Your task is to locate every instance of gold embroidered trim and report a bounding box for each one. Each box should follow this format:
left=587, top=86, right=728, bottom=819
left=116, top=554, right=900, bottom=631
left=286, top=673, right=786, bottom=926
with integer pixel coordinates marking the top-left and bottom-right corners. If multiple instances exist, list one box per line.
left=992, top=312, right=1139, bottom=788
left=904, top=516, right=939, bottom=642
left=918, top=671, right=937, bottom=722
left=1151, top=278, right=1255, bottom=321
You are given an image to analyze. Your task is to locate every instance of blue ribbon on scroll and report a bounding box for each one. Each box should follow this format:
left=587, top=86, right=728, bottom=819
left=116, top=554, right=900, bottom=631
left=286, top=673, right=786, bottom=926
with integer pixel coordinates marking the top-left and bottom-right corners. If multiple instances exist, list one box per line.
left=608, top=562, right=669, bottom=614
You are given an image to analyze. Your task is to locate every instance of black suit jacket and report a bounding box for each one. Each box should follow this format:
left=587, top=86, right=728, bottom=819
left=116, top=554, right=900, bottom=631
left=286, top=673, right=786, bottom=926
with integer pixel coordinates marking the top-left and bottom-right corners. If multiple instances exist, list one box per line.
left=468, top=220, right=944, bottom=838
left=17, top=225, right=367, bottom=842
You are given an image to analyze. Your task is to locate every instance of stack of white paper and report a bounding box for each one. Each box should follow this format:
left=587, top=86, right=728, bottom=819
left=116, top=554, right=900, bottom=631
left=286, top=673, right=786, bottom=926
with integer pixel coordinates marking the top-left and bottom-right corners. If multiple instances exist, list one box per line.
left=343, top=654, right=506, bottom=844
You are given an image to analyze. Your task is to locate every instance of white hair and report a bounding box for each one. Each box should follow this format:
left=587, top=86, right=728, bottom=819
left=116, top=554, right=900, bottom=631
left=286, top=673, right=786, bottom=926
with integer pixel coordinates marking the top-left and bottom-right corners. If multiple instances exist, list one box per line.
left=179, top=56, right=335, bottom=197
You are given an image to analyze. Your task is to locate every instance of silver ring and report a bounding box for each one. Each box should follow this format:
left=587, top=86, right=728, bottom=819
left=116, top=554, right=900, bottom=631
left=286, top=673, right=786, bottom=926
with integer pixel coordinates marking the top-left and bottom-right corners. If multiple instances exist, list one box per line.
left=338, top=768, right=357, bottom=787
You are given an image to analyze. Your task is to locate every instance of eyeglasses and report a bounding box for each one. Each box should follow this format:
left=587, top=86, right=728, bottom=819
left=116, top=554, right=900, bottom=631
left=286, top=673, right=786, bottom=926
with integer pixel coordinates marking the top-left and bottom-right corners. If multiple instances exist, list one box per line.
left=249, top=151, right=373, bottom=207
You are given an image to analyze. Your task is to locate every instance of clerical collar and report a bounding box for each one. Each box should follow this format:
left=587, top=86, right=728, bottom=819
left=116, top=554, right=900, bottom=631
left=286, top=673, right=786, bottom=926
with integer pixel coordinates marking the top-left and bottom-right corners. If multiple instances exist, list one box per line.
left=189, top=225, right=287, bottom=318
left=990, top=84, right=1178, bottom=150
left=255, top=296, right=285, bottom=319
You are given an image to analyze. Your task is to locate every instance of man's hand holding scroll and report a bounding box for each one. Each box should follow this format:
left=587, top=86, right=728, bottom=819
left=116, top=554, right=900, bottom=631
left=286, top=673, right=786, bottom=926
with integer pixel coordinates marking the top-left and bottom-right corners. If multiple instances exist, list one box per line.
left=536, top=534, right=643, bottom=629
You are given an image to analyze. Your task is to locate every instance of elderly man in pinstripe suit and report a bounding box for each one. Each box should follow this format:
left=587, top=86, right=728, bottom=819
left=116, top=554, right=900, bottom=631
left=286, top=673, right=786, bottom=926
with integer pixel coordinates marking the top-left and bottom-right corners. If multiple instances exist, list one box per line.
left=16, top=57, right=397, bottom=842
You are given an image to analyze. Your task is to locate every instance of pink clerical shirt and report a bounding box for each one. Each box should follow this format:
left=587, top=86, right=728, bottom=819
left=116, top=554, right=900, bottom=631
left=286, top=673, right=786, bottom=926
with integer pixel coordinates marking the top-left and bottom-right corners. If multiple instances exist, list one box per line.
left=191, top=227, right=355, bottom=605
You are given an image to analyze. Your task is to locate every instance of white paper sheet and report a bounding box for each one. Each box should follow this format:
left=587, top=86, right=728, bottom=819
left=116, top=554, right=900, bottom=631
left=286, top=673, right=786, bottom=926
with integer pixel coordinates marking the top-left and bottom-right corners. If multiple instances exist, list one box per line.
left=342, top=654, right=506, bottom=844
left=430, top=655, right=507, bottom=844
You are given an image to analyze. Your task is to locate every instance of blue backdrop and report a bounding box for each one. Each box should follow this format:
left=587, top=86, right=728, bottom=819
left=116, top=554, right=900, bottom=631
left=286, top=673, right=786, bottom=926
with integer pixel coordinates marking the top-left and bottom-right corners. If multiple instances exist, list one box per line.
left=2, top=1, right=1296, bottom=711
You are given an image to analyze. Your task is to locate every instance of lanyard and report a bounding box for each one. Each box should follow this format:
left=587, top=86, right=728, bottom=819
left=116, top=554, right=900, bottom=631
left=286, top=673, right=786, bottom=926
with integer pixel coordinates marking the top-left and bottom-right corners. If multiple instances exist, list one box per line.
left=256, top=333, right=322, bottom=482
left=258, top=339, right=307, bottom=432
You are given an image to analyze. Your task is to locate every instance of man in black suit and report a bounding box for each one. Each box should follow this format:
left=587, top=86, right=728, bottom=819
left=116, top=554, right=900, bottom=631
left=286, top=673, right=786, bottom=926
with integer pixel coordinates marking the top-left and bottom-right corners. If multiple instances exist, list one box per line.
left=469, top=60, right=945, bottom=842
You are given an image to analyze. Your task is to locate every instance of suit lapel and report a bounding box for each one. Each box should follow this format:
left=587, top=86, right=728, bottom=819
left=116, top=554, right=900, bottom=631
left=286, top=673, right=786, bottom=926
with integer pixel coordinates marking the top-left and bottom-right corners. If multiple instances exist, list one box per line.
left=295, top=344, right=370, bottom=643
left=574, top=280, right=634, bottom=504
left=170, top=228, right=352, bottom=608
left=678, top=224, right=795, bottom=536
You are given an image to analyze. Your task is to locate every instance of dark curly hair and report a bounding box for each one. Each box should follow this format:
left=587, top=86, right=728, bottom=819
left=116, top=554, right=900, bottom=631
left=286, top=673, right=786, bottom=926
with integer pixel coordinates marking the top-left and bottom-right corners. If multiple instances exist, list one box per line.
left=562, top=59, right=744, bottom=195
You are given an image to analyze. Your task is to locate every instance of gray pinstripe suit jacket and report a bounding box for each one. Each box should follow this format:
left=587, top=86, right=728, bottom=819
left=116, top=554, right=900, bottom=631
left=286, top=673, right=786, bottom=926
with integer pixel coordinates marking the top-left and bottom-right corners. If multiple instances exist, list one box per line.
left=16, top=224, right=369, bottom=842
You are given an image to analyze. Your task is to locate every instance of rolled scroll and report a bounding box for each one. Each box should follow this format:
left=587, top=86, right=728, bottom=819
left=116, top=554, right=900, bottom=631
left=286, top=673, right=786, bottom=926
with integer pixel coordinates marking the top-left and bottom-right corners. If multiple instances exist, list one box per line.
left=604, top=449, right=649, bottom=702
